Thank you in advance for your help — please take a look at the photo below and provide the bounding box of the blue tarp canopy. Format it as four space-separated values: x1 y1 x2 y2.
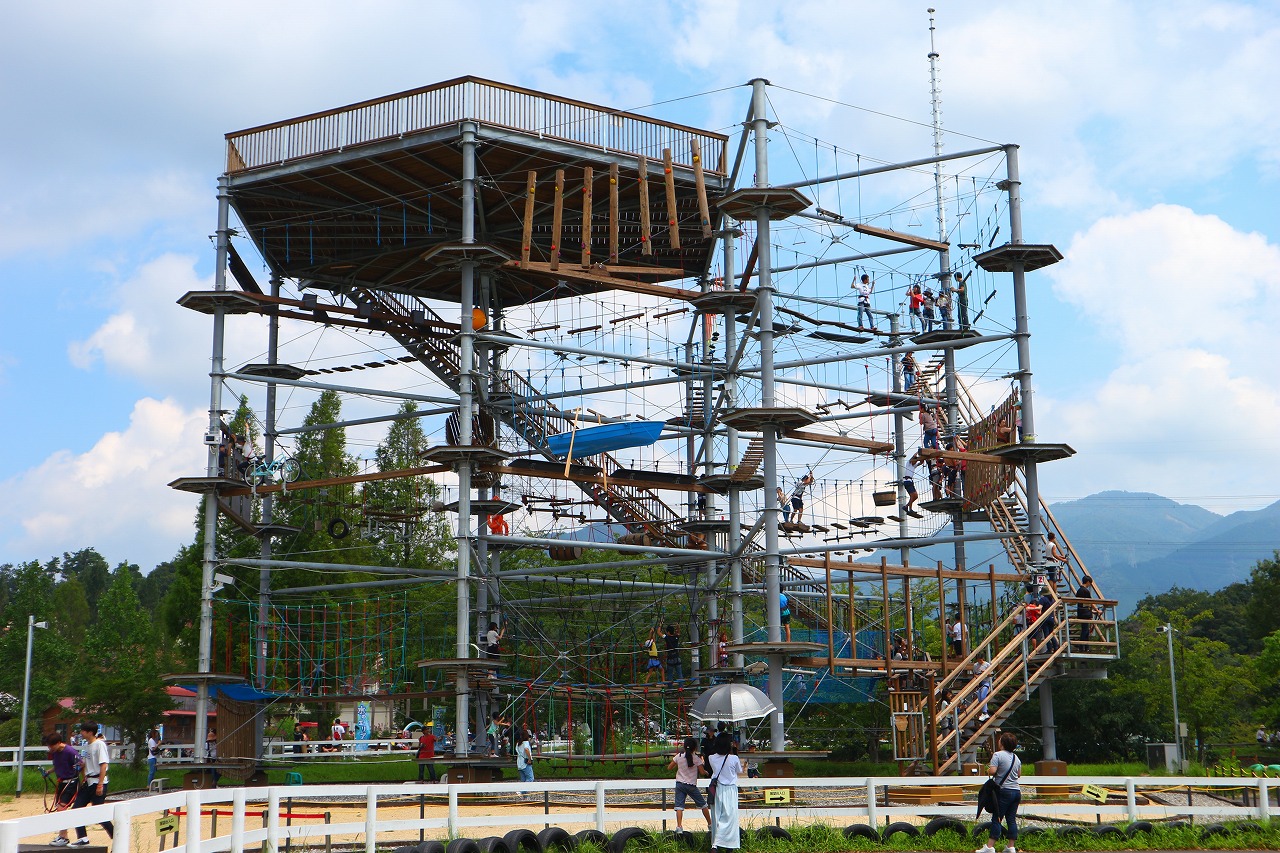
180 682 281 702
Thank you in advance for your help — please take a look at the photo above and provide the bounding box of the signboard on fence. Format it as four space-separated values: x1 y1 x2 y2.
155 815 179 835
763 788 790 805
1080 783 1110 804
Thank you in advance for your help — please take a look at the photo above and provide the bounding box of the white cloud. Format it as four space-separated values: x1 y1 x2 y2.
0 398 207 569
1041 204 1280 504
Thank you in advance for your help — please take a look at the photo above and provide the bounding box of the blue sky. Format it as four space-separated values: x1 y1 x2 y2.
1 1 1277 571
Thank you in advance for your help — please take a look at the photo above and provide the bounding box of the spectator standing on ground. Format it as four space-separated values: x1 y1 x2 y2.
45 733 81 846
708 733 743 853
976 731 1022 853
70 722 113 846
146 729 160 787
668 736 710 833
416 727 438 782
515 727 535 790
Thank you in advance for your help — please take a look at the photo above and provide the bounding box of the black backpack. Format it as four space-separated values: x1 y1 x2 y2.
976 754 1019 818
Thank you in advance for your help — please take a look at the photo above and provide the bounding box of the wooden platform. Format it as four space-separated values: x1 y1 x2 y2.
887 785 960 805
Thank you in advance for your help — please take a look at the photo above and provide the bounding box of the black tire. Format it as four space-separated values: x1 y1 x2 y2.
881 822 919 839
394 846 418 853
574 830 607 850
479 839 511 853
328 517 350 539
1019 827 1045 839
843 824 879 841
922 817 966 838
1199 823 1230 839
1235 821 1265 834
1165 821 1189 831
503 830 542 853
416 843 446 853
536 828 573 852
672 831 708 850
1058 826 1088 838
606 827 648 853
447 841 480 853
1125 821 1154 837
972 821 993 839
754 825 791 841
1092 824 1123 837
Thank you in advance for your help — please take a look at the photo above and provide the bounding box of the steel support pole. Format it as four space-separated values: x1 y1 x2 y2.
255 271 282 756
195 175 232 756
16 615 37 797
722 231 745 666
1005 144 1053 755
1166 624 1182 770
454 121 478 756
747 78 785 753
1039 679 1057 761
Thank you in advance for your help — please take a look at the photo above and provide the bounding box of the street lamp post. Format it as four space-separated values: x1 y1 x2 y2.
16 615 49 798
1160 623 1183 772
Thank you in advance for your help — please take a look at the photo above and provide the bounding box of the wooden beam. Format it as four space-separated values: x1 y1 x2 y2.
917 447 1012 466
219 464 451 498
663 148 680 249
502 261 700 302
608 163 620 264
783 429 894 454
637 155 652 255
792 657 943 671
738 240 759 291
480 463 715 494
580 166 593 269
853 222 949 252
551 168 564 271
521 170 536 269
691 138 711 238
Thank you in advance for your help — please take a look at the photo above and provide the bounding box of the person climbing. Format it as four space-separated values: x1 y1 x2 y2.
775 486 786 514
788 473 814 524
1046 532 1068 585
717 629 730 668
922 288 936 333
974 656 992 720
484 621 505 658
901 352 917 391
665 624 684 681
644 627 665 682
908 284 924 332
954 271 970 330
854 273 876 331
900 453 922 518
920 405 940 449
937 287 952 330
779 592 792 641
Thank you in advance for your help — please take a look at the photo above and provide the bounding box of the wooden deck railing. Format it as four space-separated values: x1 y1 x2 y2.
226 76 728 175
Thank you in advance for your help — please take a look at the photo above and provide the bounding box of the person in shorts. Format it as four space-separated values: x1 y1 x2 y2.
667 736 710 832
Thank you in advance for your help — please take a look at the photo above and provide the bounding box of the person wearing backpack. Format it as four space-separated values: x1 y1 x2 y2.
976 731 1021 853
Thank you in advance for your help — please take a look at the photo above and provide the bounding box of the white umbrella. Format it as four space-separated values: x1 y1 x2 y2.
689 683 776 722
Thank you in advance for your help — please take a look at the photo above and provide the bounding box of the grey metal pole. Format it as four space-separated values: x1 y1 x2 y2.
196 175 232 757
1038 680 1057 761
1165 624 1182 771
255 271 281 756
722 231 745 667
454 120 478 756
16 615 40 797
747 78 786 754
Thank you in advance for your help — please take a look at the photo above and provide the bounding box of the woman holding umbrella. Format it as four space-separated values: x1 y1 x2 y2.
707 732 743 852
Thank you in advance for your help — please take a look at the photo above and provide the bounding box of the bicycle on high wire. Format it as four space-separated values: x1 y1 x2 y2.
248 454 302 486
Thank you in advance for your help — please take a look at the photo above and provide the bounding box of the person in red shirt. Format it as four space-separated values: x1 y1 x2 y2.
416 728 438 782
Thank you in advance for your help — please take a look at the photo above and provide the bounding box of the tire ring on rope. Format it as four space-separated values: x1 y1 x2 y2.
328 518 350 539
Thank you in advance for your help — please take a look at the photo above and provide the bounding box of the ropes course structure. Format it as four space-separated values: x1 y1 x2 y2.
173 73 1118 777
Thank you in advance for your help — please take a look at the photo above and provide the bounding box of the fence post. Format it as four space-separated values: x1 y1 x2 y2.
231 789 246 853
111 803 131 853
365 788 378 853
0 818 20 853
447 786 458 838
595 781 607 832
1125 778 1137 822
866 779 878 828
185 791 202 853
267 787 281 853
1260 780 1271 821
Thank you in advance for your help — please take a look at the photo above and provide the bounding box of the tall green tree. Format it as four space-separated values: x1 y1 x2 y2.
79 568 174 767
60 548 111 616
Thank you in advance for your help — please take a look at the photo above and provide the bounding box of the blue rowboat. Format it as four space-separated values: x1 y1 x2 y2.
546 420 665 458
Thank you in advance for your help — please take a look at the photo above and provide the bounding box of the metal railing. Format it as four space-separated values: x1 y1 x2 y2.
0 775 1272 853
226 77 728 176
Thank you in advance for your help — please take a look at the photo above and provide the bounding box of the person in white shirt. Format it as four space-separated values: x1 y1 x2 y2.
707 733 743 851
951 617 967 658
70 722 113 845
854 274 875 330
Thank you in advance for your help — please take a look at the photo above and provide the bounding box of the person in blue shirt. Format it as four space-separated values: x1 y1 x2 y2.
779 593 792 642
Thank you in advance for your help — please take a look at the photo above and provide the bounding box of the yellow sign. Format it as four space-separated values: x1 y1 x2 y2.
155 815 179 835
1080 783 1109 804
763 788 791 805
